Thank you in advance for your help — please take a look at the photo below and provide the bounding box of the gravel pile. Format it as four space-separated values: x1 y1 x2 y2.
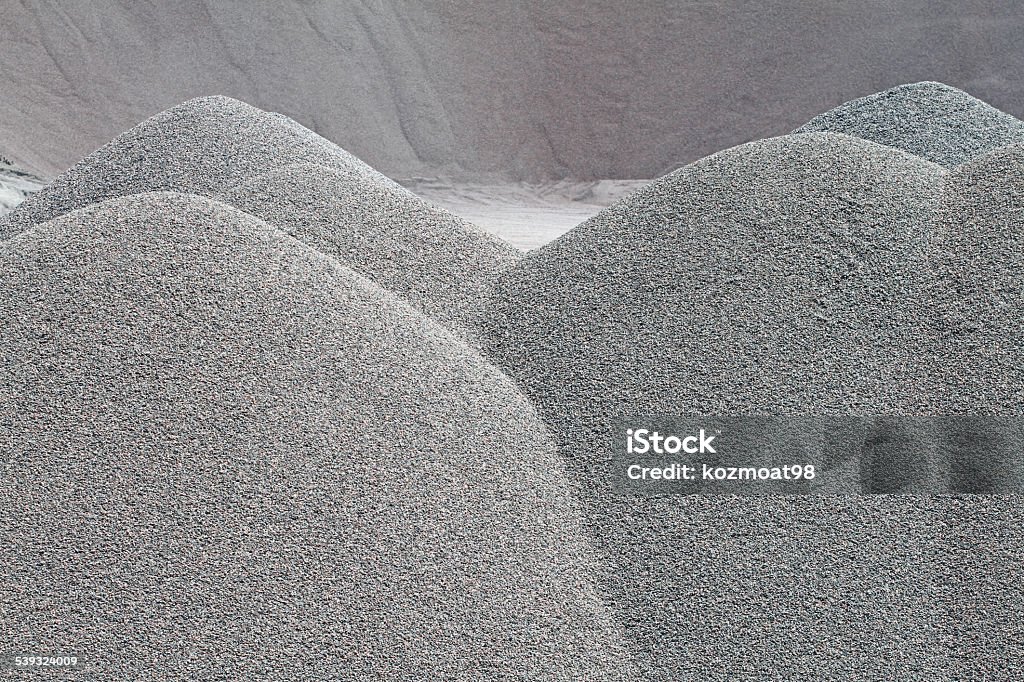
4 86 1024 681
218 162 519 335
795 81 1024 168
0 192 635 681
0 96 390 240
480 133 954 678
923 143 1024 492
0 98 519 336
484 132 944 427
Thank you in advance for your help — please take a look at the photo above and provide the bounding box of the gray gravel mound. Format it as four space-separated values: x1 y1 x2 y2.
480 133 952 678
484 132 944 422
0 192 635 681
0 96 390 240
217 162 520 336
795 81 1024 168
928 142 1024 409
923 143 1024 492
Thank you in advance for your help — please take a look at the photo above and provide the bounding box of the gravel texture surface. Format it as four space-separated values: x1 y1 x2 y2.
3 85 1024 681
0 192 635 681
922 143 1024 493
479 133 968 679
0 96 389 240
218 162 519 337
937 497 1024 679
927 142 1024 411
795 81 1024 168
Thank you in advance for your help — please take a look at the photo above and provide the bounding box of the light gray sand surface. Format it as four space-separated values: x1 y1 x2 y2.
796 82 1024 168
0 192 635 681
218 163 520 335
479 133 958 678
402 180 651 250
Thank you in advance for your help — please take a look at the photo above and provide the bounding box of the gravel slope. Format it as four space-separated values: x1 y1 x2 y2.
0 192 635 681
479 133 955 679
483 132 945 427
0 96 388 239
795 82 1024 167
922 143 1024 493
218 162 519 336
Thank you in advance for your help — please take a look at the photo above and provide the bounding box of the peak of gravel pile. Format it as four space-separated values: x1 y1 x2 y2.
218 162 519 335
794 81 1024 168
485 132 944 423
0 192 634 681
0 96 391 240
480 133 952 678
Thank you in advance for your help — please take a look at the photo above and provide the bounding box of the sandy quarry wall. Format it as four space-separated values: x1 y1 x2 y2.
3 0 1024 181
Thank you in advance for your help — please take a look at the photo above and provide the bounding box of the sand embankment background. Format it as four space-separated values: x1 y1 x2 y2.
4 1 1024 184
